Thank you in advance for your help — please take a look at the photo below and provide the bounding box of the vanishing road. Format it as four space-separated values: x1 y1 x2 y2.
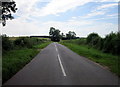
4 43 119 85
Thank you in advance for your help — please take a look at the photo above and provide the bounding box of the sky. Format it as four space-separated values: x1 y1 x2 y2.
2 0 119 37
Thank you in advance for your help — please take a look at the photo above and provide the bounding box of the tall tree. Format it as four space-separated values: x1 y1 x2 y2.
49 27 55 36
0 0 17 26
49 27 61 42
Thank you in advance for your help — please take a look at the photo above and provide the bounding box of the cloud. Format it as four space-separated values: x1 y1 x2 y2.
33 0 94 17
83 3 118 18
14 0 118 19
14 0 41 20
107 13 118 17
84 11 106 18
72 17 77 19
96 3 118 10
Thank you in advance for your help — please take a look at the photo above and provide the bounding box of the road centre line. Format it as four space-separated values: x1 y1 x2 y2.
54 43 67 76
55 43 58 52
58 54 67 76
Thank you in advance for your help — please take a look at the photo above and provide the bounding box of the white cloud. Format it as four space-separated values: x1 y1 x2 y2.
33 0 94 17
84 11 106 18
83 3 118 18
107 13 118 17
96 3 118 10
14 0 118 18
72 17 77 19
14 0 41 20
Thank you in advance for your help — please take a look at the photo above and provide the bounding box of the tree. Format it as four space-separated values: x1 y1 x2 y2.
102 32 120 55
66 31 76 39
1 0 17 26
53 29 61 41
49 27 55 36
49 27 61 42
86 32 100 45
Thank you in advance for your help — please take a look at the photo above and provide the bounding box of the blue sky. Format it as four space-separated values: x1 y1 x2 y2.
2 0 119 37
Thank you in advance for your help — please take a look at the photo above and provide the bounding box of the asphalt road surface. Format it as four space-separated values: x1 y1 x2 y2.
4 42 119 85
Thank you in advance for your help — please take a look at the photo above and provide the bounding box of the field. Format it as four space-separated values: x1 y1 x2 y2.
60 40 120 77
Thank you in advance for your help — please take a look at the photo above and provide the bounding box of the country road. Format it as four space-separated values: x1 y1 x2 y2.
4 42 119 85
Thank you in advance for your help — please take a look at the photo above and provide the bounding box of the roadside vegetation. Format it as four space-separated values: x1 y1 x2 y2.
2 34 51 83
60 32 120 77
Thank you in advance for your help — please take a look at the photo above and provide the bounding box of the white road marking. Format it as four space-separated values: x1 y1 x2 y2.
58 54 67 76
55 43 58 52
54 43 67 77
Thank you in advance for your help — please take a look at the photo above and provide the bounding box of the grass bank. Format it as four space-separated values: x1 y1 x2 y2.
3 41 52 83
60 41 119 77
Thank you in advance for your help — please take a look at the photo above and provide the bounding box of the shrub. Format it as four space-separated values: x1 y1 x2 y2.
102 32 120 55
14 37 45 48
86 33 100 46
86 32 120 55
14 37 34 48
2 34 14 52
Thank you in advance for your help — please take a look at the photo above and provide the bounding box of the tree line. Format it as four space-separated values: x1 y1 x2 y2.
49 27 78 42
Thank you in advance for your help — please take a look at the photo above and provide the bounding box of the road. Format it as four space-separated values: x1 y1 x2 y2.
4 42 119 85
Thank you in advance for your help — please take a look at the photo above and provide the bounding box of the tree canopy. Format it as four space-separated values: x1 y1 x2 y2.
66 31 76 39
49 27 61 42
0 0 17 26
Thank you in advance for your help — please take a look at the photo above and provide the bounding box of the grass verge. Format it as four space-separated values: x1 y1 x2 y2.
3 42 52 83
60 42 119 77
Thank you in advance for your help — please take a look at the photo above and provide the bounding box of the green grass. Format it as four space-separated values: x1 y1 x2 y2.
37 38 50 40
60 41 119 77
2 42 52 83
33 42 52 49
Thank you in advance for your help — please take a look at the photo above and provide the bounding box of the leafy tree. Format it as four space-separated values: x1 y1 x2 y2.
49 27 55 36
49 27 61 42
1 0 17 26
102 32 120 55
53 29 61 41
86 32 100 45
66 31 76 39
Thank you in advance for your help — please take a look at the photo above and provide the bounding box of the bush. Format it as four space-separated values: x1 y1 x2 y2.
86 32 120 55
86 33 101 46
95 38 103 50
2 34 14 52
102 32 120 55
14 37 45 48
